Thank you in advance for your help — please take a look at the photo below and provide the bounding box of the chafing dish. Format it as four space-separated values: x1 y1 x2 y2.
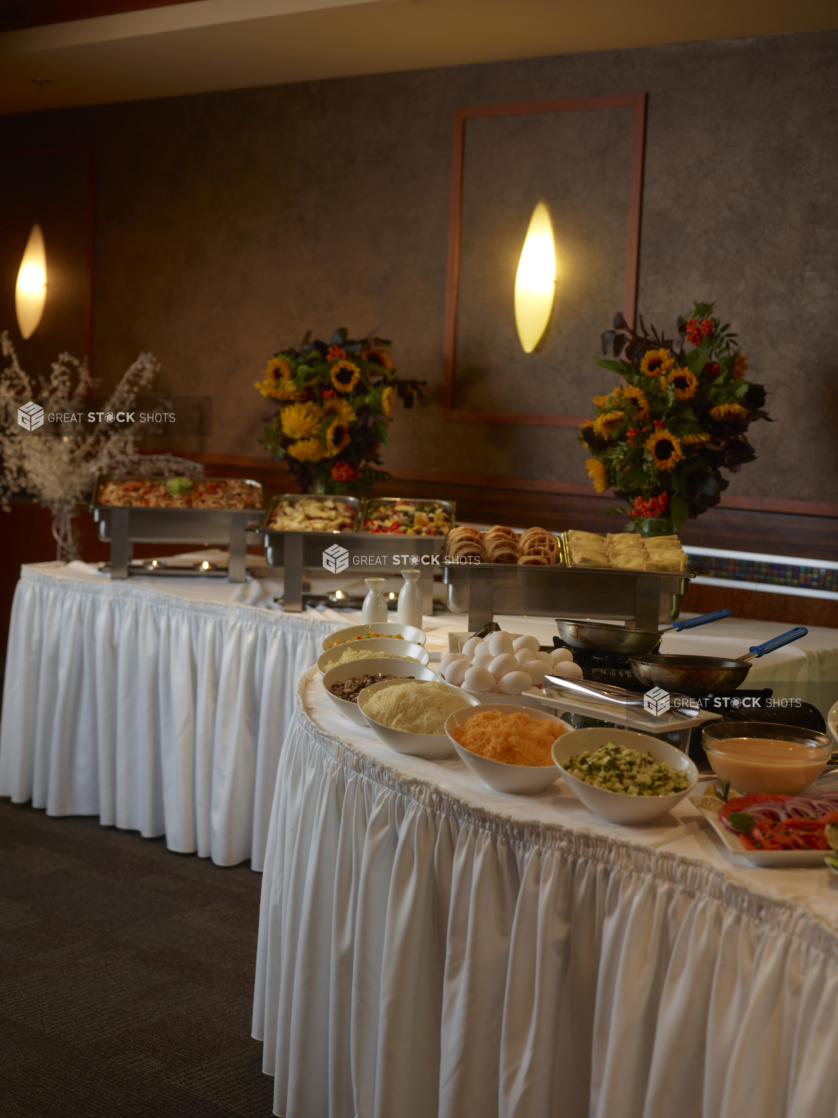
90 476 266 582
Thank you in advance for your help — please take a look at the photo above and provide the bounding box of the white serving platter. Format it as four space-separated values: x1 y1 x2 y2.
691 792 829 868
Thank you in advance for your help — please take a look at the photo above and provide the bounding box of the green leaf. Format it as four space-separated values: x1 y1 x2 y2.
713 780 731 803
684 339 710 375
728 812 755 835
593 357 632 376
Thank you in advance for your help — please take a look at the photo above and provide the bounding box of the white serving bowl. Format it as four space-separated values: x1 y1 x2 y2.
552 727 699 825
322 622 425 652
322 658 437 726
358 678 480 760
445 703 570 794
317 638 430 675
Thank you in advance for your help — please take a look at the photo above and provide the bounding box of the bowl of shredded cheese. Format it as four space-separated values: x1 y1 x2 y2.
317 638 430 675
322 622 426 652
445 705 570 794
358 678 479 759
552 727 698 825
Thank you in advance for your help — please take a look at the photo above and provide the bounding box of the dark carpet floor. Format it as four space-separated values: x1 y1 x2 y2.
0 798 275 1118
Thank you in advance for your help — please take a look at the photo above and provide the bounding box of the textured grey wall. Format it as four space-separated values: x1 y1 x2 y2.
1 30 835 500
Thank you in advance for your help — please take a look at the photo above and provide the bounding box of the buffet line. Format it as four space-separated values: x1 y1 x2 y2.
90 476 693 629
310 617 836 869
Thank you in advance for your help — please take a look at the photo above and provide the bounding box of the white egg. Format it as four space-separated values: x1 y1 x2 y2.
488 653 519 680
521 660 547 686
444 659 470 687
512 634 540 654
463 636 486 658
440 652 469 674
488 632 515 657
498 671 532 695
534 651 553 665
551 660 583 679
472 650 495 669
550 648 574 665
514 649 533 669
464 665 495 693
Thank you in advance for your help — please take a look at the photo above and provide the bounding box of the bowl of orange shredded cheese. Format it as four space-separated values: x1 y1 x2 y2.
445 705 570 794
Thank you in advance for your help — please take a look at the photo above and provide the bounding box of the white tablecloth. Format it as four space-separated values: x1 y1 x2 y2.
0 563 342 869
253 670 838 1118
2 563 836 874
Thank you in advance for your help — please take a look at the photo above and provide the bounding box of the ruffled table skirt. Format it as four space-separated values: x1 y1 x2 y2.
254 670 838 1118
0 565 337 869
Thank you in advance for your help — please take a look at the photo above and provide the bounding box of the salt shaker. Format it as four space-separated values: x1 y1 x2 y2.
396 570 424 630
361 578 389 624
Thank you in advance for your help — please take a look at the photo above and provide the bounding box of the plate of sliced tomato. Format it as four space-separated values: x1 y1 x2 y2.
691 789 838 867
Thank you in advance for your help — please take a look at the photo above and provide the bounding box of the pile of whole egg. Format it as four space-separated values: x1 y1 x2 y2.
439 631 583 695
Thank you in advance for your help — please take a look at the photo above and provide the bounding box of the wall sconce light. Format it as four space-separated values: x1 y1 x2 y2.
16 223 47 340
514 202 556 354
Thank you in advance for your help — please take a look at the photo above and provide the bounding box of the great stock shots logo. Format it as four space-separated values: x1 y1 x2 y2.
18 401 44 431
643 686 671 716
322 544 350 574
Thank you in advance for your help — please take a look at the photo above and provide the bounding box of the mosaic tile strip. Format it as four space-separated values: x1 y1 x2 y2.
690 555 836 592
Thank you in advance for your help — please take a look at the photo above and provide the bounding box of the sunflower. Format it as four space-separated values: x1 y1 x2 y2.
593 410 624 439
280 402 322 440
362 345 394 371
287 437 324 462
380 386 395 416
620 384 649 417
709 402 749 421
639 349 676 378
592 394 609 409
323 398 355 425
681 431 712 445
667 367 698 401
645 429 684 471
265 356 293 382
325 419 351 456
254 376 301 400
330 360 361 393
731 353 750 381
578 422 596 446
585 458 609 493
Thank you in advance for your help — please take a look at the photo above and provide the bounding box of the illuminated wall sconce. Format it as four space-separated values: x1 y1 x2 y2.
514 202 556 354
16 223 47 339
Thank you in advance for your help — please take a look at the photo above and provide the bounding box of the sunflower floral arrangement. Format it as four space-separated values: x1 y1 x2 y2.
255 328 428 497
580 302 770 532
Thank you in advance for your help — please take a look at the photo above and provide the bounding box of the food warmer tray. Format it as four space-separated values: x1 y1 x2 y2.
443 560 695 633
261 495 455 613
91 476 266 582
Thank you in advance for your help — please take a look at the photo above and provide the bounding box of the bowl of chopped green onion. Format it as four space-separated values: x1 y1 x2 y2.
552 728 698 825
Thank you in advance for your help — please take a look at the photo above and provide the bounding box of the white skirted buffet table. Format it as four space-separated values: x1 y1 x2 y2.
253 668 838 1118
0 562 340 869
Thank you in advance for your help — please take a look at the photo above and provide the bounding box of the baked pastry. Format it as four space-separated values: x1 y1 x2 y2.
484 525 518 543
484 537 518 564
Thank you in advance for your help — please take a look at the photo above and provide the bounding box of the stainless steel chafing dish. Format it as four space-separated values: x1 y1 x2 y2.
91 476 266 582
358 496 456 534
443 559 694 632
261 495 456 612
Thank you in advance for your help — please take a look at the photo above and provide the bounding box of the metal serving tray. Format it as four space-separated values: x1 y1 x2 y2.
359 496 456 534
559 531 690 576
261 493 362 549
91 476 266 582
261 494 456 613
442 560 694 632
